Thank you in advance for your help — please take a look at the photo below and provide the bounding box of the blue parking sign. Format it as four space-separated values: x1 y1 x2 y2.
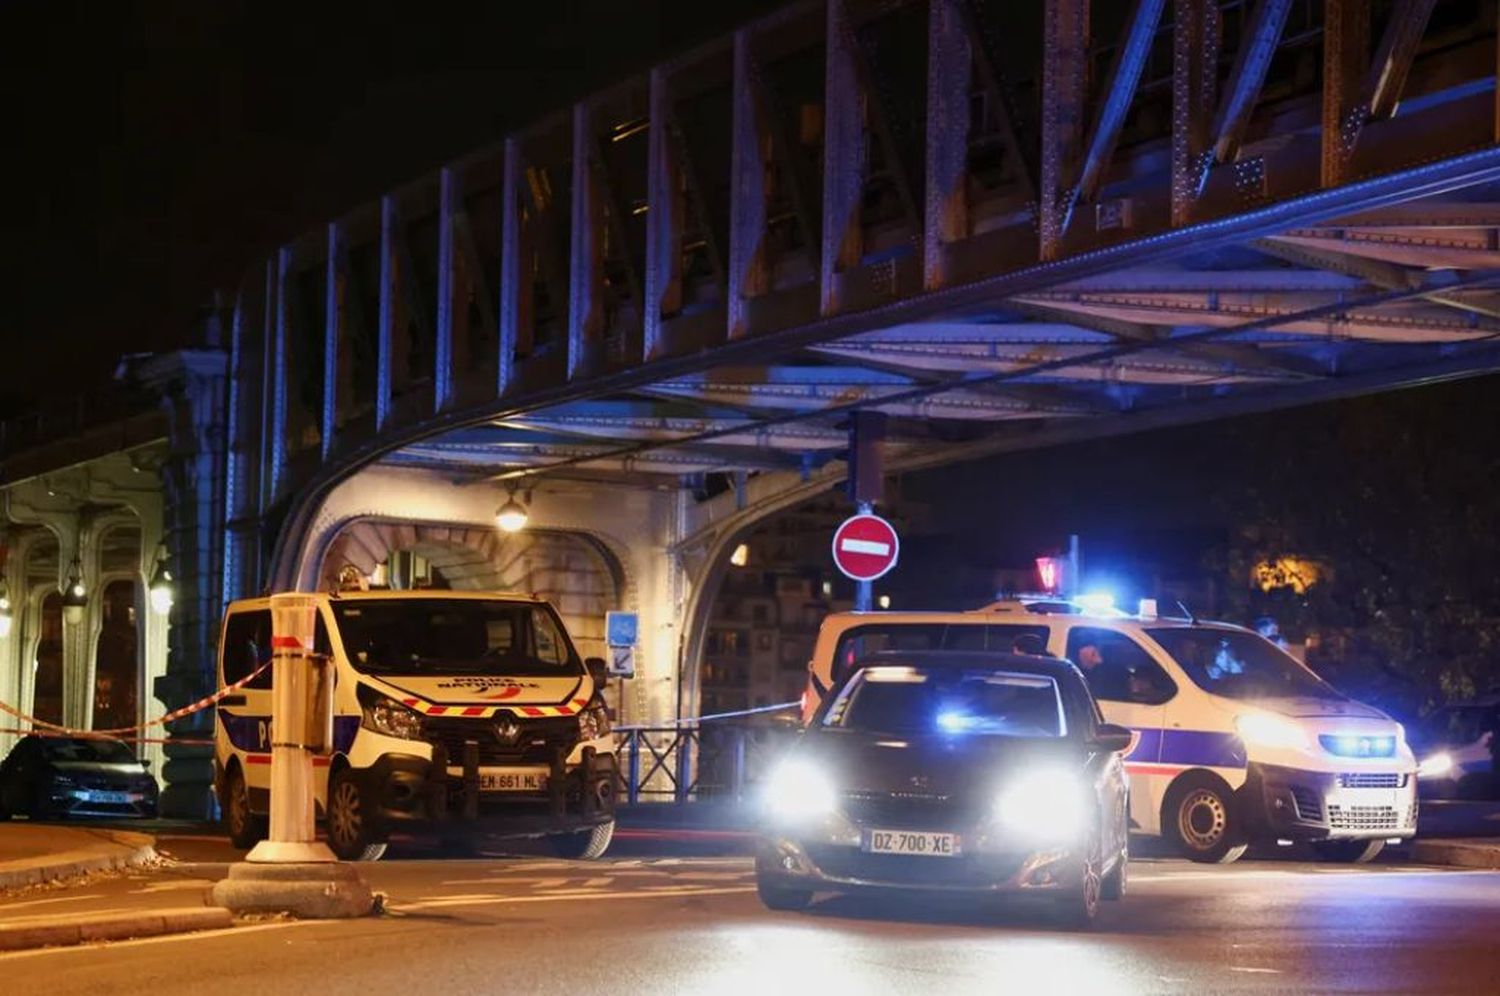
606 611 639 647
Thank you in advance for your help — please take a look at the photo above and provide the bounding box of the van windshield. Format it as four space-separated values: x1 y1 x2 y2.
1147 628 1342 702
331 599 580 677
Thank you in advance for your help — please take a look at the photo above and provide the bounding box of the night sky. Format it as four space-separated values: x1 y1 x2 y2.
0 0 771 417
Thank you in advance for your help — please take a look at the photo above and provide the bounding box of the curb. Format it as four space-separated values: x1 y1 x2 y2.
0 906 234 952
1408 839 1500 870
0 830 159 893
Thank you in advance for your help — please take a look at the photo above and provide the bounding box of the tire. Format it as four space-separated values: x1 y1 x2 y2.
1101 839 1128 901
223 767 266 850
325 768 388 862
549 819 615 860
1055 856 1103 929
1163 773 1248 864
1312 838 1385 863
756 876 814 912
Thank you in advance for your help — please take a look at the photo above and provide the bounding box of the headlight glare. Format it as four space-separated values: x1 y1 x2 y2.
1235 711 1308 750
1418 752 1454 778
994 767 1090 844
362 696 425 740
763 759 837 822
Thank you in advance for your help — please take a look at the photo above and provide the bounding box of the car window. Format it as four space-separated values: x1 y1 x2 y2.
40 738 139 763
332 599 580 676
222 610 274 690
825 666 1067 738
1148 627 1340 702
1066 627 1175 705
832 623 1052 682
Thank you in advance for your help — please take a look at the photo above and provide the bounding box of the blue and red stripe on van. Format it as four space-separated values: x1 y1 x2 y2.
1122 727 1246 775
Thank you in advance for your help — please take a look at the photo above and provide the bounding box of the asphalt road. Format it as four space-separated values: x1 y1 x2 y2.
0 832 1497 995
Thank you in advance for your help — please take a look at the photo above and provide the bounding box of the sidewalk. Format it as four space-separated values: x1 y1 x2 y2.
0 822 158 892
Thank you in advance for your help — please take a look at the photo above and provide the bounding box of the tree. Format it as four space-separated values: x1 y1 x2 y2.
1206 380 1500 718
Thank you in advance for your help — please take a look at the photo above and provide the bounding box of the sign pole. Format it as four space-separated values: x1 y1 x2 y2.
854 501 873 611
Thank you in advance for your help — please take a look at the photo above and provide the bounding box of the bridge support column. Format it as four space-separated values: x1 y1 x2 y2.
138 350 230 819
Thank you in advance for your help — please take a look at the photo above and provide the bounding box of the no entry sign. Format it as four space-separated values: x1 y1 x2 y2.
831 513 900 582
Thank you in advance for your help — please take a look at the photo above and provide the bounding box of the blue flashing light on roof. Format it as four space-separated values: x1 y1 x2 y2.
1075 591 1116 614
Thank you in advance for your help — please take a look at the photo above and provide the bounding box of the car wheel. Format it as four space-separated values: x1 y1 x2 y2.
326 769 388 862
1101 839 1128 901
1312 838 1385 863
1164 774 1248 864
1056 856 1103 929
223 767 267 850
756 876 814 912
550 819 615 860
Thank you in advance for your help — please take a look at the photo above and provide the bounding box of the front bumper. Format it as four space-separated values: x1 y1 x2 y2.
1241 761 1417 842
757 808 1089 895
352 745 617 837
757 836 1087 894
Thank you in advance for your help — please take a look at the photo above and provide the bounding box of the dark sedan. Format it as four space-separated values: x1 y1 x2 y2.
0 735 158 820
756 651 1132 927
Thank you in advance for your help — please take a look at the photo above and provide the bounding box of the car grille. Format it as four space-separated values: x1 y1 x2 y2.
1290 785 1323 822
838 791 976 830
1337 772 1407 789
424 715 578 767
1327 804 1407 830
805 845 998 887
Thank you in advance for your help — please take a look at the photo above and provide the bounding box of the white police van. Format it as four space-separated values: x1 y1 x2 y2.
803 598 1417 863
214 589 617 861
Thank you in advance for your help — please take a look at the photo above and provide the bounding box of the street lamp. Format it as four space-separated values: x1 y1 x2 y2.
61 556 87 625
148 545 174 616
495 488 529 533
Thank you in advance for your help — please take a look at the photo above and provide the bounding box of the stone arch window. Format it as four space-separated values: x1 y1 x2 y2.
33 591 63 727
93 578 139 733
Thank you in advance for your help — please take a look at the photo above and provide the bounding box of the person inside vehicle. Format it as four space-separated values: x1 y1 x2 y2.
1076 641 1151 702
1012 633 1049 657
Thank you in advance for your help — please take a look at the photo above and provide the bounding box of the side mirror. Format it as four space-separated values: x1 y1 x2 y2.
1093 722 1135 754
585 657 609 688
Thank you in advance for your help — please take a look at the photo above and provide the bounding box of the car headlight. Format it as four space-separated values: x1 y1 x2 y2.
1235 711 1308 750
763 759 837 822
361 695 425 740
993 767 1090 844
1418 752 1454 778
578 700 611 741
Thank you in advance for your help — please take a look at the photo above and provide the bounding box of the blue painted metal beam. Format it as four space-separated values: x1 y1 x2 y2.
434 167 458 413
321 221 344 460
1208 0 1293 172
376 195 398 432
1067 0 1168 224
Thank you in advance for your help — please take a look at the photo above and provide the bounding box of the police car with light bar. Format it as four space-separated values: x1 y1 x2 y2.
802 597 1417 863
213 588 617 860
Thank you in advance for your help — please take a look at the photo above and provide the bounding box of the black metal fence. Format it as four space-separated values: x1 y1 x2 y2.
615 721 802 804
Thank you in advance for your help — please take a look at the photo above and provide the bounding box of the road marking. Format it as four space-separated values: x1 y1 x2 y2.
394 884 755 911
0 893 106 915
1230 967 1281 974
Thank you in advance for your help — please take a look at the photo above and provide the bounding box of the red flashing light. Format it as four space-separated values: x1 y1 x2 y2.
1036 556 1062 593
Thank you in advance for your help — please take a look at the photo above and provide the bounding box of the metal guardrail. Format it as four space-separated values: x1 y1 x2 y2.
615 706 803 804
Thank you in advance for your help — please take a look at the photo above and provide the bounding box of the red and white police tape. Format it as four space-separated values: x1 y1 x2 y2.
0 657 272 745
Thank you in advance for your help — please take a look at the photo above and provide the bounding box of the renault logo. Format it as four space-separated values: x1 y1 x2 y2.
494 719 521 745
